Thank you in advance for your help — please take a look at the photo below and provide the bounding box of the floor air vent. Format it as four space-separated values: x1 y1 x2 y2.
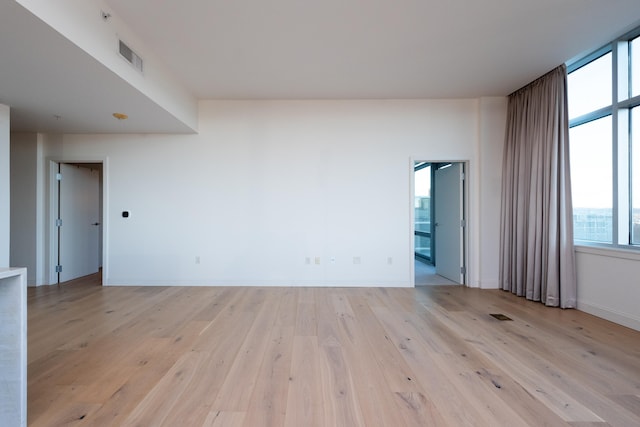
119 40 143 73
490 313 513 321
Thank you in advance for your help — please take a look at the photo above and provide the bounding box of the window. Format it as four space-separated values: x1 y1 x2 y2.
568 52 612 119
568 27 640 248
632 37 640 98
570 116 612 242
414 163 432 261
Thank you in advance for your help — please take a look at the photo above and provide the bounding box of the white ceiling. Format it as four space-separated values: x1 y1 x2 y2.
3 0 640 133
0 1 195 134
104 0 640 99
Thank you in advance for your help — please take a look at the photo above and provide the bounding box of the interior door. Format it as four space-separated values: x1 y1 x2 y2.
59 164 100 282
434 163 464 283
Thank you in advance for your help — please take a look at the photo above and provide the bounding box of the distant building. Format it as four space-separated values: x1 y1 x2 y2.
415 196 431 259
573 208 640 244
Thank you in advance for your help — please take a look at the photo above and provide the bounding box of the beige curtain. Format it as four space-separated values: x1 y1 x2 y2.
499 64 577 308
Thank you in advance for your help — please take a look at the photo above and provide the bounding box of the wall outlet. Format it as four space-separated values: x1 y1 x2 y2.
195 256 200 264
305 257 311 265
353 256 361 265
315 257 321 265
387 257 393 265
330 257 336 264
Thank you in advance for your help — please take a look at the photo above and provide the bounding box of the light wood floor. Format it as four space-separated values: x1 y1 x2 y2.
414 260 459 286
28 274 640 426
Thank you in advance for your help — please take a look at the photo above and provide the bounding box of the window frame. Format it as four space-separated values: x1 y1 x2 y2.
567 26 640 249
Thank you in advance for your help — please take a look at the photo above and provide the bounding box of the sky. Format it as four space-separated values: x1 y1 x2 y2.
414 166 431 198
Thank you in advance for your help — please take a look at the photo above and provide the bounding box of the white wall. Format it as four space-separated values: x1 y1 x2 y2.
53 99 505 287
9 133 62 286
10 134 37 283
576 246 640 331
0 105 9 267
476 97 507 288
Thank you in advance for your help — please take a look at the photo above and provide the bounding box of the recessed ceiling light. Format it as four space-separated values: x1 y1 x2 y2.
112 112 128 120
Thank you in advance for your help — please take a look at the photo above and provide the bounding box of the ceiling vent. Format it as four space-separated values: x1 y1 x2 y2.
118 40 143 73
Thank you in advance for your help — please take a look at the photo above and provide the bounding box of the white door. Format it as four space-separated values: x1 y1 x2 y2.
59 164 100 282
434 163 464 283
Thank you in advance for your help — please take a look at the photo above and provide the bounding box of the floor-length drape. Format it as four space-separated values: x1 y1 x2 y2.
499 64 577 308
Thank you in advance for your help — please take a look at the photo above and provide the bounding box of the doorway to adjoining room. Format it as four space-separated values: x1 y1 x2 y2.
413 161 465 286
50 161 103 285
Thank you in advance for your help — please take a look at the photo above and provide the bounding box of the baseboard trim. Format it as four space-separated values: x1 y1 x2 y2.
577 301 640 332
103 278 412 288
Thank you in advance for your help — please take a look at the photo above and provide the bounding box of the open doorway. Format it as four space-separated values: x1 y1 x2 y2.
49 161 103 285
413 161 466 286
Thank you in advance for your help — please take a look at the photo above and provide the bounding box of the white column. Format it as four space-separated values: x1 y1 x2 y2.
0 267 27 427
0 104 10 267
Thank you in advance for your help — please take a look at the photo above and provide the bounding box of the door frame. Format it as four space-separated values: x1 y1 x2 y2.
410 158 469 287
47 156 109 285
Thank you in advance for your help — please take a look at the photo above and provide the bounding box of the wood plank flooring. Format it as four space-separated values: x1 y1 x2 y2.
27 275 640 426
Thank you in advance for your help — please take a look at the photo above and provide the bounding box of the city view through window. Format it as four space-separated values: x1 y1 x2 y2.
569 115 613 242
414 165 431 260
